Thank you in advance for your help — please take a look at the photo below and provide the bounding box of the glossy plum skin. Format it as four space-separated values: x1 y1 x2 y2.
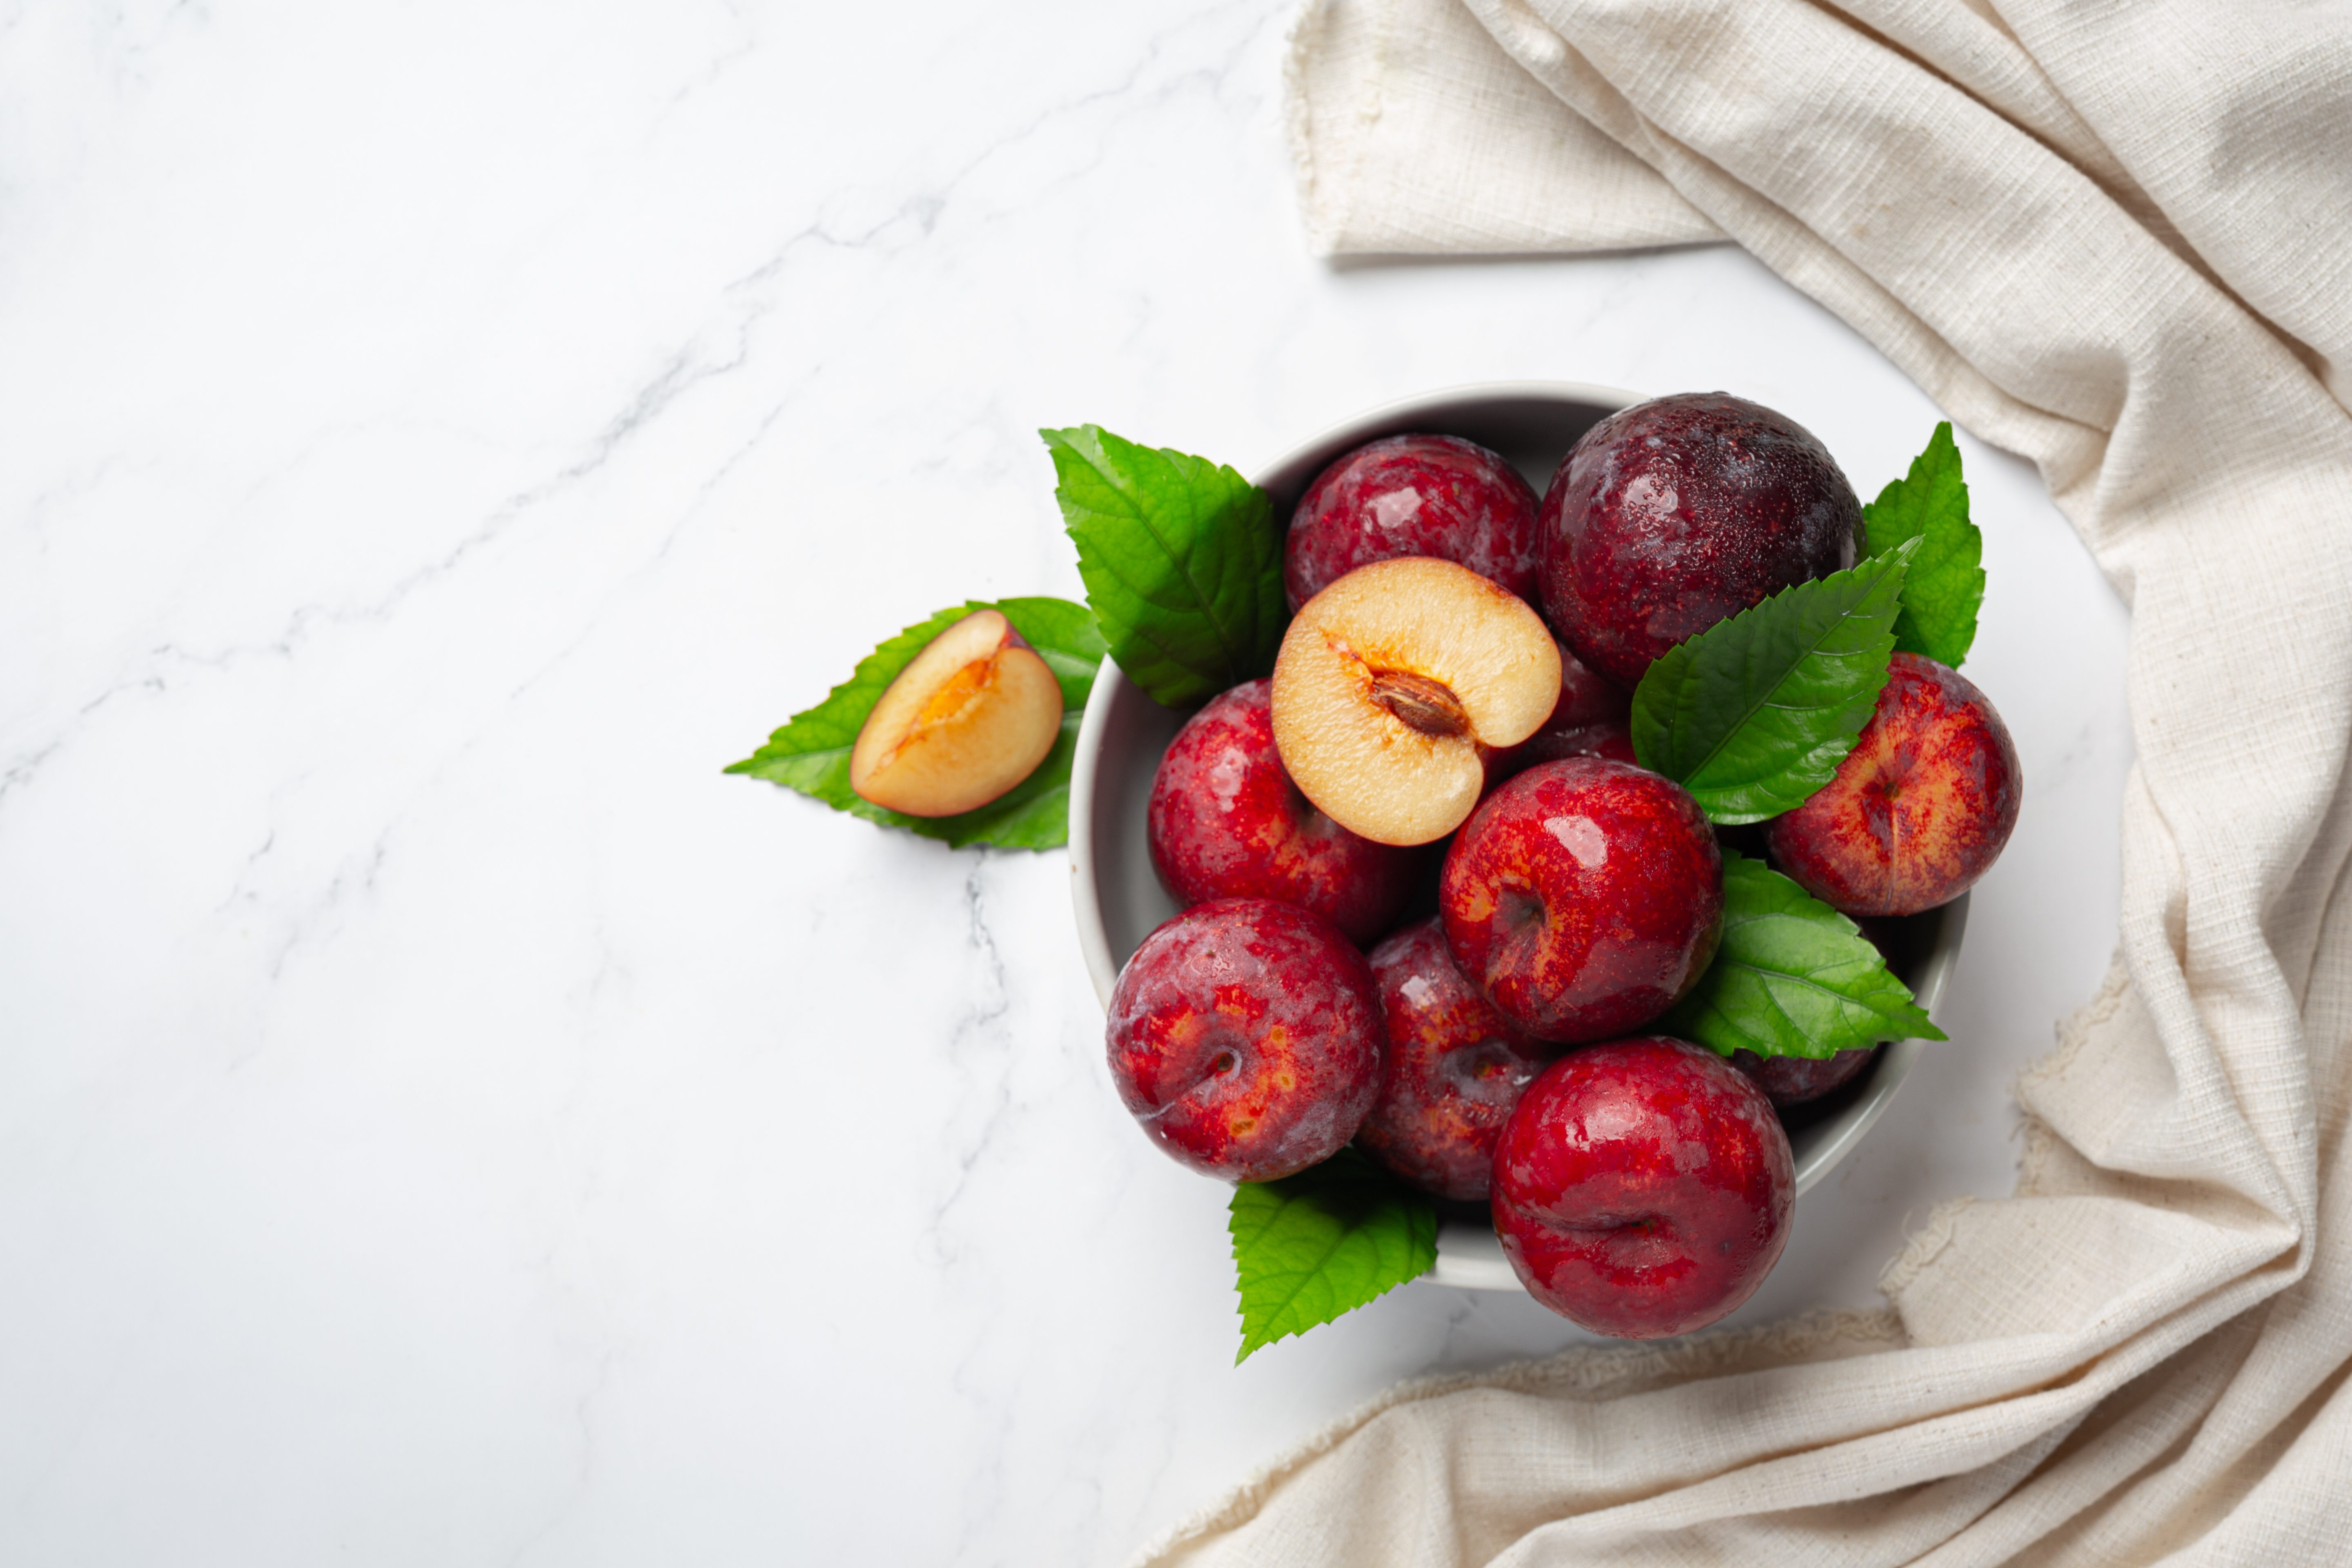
1492 1037 1794 1337
1765 654 2022 916
1540 392 1861 690
1441 758 1722 1045
1106 899 1383 1182
1486 641 1635 783
1728 1045 1881 1107
1285 434 1542 611
1148 679 1417 944
1490 717 1636 784
1358 918 1556 1200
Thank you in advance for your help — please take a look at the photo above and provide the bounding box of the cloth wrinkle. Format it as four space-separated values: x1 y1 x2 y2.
1138 3 2352 1562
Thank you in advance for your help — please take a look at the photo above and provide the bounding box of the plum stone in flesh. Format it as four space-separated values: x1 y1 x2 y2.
1539 392 1862 690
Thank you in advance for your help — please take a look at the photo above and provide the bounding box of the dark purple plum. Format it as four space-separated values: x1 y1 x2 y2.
1728 1045 1882 1107
1540 393 1862 690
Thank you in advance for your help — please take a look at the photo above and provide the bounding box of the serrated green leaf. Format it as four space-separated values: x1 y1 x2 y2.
1862 421 1983 667
1229 1147 1437 1363
1630 539 1916 825
723 596 1105 850
1041 425 1286 708
1664 851 1946 1058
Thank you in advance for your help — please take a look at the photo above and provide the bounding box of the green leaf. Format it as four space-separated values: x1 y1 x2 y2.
1862 421 1983 667
1041 425 1287 708
1229 1148 1437 1363
723 596 1105 850
1630 539 1917 825
1664 851 1947 1058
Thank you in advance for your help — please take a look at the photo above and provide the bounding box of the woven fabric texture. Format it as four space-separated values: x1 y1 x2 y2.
1138 2 2352 1562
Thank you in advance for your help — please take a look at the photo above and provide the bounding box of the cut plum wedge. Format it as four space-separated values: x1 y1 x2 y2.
849 608 1064 817
1271 557 1560 846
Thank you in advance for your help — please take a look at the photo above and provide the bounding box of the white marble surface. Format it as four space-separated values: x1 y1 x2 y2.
0 3 2133 1563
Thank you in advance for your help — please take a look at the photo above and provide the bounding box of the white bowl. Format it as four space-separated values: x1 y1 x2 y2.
1068 381 1967 1292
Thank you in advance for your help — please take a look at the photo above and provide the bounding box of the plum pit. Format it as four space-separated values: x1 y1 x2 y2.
1371 670 1471 738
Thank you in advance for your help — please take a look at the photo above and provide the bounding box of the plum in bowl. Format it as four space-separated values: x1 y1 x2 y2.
1069 381 1967 1293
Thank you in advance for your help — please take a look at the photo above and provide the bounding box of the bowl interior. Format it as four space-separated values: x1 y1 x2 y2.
1067 382 1967 1292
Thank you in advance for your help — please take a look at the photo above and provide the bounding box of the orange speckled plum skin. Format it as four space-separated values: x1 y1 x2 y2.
1147 680 1418 946
1492 1037 1793 1338
1359 918 1557 1200
1285 434 1542 611
1441 758 1722 1045
1765 653 2021 917
1107 898 1384 1183
1540 393 1861 690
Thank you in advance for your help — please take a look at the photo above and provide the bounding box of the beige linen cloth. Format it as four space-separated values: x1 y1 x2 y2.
1139 2 2352 1563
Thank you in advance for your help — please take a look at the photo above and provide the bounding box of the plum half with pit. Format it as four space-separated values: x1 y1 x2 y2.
1285 433 1542 610
1106 898 1383 1183
1272 557 1560 847
1540 392 1862 690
